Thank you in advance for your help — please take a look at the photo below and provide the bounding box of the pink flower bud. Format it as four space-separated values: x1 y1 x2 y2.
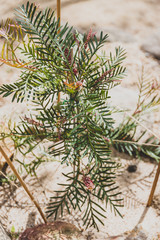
76 81 83 87
84 28 92 49
73 34 80 46
73 66 78 75
82 175 95 191
102 136 110 142
23 116 43 127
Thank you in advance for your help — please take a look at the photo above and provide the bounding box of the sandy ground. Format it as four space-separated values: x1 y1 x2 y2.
0 0 160 239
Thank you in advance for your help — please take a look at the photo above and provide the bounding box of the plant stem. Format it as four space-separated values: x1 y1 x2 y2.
0 145 47 223
147 160 160 206
57 0 61 31
57 0 61 103
76 99 80 176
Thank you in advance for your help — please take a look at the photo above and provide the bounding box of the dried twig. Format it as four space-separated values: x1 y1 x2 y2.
0 146 47 223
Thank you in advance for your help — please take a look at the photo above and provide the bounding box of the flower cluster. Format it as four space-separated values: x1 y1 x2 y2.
84 28 96 49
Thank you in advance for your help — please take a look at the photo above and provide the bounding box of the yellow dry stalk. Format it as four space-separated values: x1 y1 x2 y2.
0 57 35 70
0 19 35 70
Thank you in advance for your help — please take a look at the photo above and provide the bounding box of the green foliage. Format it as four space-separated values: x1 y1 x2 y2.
111 69 160 161
0 1 133 230
10 225 20 240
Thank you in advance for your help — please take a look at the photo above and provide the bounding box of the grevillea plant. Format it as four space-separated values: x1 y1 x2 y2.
0 2 127 230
